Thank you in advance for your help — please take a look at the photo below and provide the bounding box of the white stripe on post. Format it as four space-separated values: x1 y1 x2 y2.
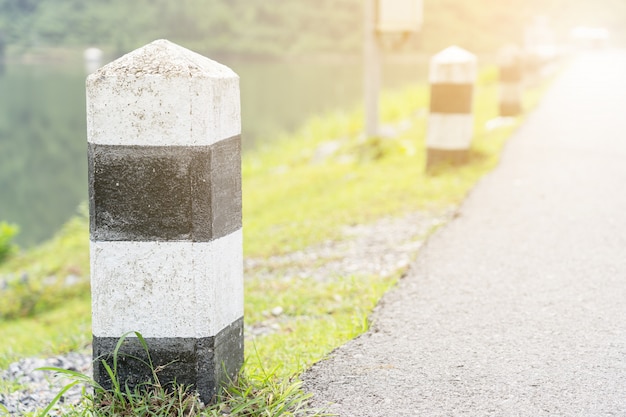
90 232 243 338
499 45 523 117
87 39 243 404
426 45 476 169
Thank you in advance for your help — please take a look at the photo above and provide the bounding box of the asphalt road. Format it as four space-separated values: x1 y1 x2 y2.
303 50 626 416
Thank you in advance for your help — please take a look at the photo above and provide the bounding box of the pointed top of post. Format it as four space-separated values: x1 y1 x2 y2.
86 39 240 147
89 39 237 80
429 45 477 84
431 45 476 64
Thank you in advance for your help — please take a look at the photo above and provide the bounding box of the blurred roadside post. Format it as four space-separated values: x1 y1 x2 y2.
364 0 422 138
426 46 476 169
524 16 557 85
498 45 523 117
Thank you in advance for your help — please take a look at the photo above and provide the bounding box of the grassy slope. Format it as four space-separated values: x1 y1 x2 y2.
0 67 550 383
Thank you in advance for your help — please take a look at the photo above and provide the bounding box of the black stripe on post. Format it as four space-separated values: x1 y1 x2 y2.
92 317 244 402
429 83 473 114
88 135 241 242
426 148 469 170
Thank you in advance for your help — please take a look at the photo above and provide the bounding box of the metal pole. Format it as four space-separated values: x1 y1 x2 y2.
364 0 380 138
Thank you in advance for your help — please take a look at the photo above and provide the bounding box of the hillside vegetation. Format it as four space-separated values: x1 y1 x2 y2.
0 0 624 59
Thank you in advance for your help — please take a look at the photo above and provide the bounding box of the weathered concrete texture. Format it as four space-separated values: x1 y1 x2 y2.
93 317 243 404
88 136 241 242
86 39 240 147
91 230 243 339
304 50 626 415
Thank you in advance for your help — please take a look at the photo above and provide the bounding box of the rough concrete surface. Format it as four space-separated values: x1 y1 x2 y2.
303 50 626 416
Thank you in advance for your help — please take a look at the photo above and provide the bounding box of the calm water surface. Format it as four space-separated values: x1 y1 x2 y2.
0 56 426 246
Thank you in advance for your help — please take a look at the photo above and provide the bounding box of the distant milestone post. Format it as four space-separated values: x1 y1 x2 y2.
87 39 243 404
426 46 477 169
523 16 556 85
499 45 523 117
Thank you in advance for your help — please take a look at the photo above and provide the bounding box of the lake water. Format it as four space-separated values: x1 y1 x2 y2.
0 56 427 247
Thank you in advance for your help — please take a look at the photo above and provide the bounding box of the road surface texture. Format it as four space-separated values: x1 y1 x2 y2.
303 50 626 416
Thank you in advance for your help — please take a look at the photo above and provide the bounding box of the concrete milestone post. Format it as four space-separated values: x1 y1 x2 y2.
524 16 556 85
498 45 523 117
86 39 243 403
426 46 477 169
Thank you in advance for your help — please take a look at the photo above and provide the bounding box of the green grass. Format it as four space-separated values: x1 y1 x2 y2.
30 332 329 417
0 65 554 415
0 208 90 322
244 273 399 378
0 297 90 366
0 222 20 263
